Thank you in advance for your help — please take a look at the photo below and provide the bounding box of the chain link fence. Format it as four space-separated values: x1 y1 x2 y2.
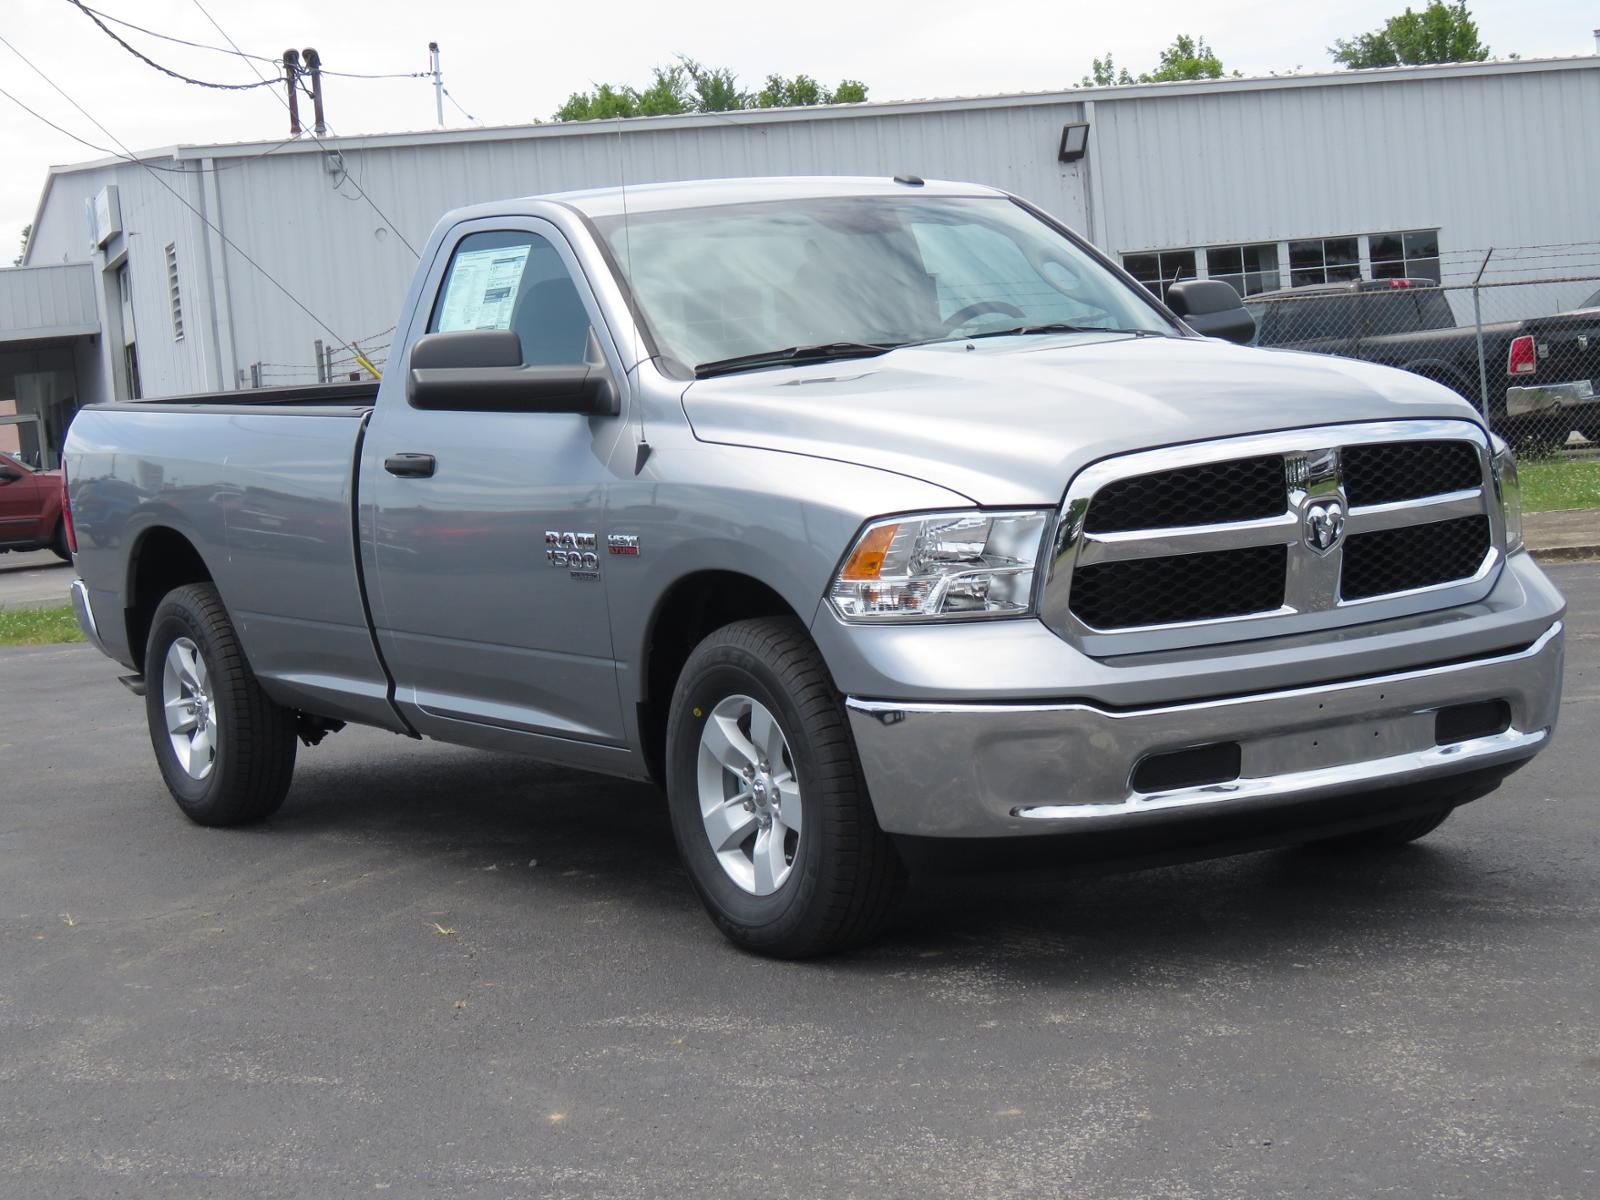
1243 245 1600 458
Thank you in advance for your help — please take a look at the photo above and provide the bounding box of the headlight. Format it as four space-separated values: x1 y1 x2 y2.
1491 435 1523 554
829 509 1052 621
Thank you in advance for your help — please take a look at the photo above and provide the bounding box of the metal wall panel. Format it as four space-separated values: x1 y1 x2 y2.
0 263 96 341
205 101 1093 387
22 57 1600 397
25 162 218 397
1095 69 1600 272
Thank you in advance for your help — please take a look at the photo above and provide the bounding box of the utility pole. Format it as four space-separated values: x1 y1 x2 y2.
282 49 302 135
302 47 326 135
429 42 444 127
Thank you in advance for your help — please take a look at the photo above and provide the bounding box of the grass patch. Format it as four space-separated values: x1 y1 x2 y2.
0 605 85 647
1519 457 1600 514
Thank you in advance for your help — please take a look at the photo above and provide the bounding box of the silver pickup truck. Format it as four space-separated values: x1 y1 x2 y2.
65 177 1565 957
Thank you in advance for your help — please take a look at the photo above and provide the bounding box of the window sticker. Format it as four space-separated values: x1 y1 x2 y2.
436 243 533 331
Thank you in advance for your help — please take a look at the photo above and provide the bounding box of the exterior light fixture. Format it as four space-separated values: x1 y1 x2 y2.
1058 123 1090 163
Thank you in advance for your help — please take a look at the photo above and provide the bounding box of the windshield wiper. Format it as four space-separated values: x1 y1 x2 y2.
693 341 901 378
961 323 1170 341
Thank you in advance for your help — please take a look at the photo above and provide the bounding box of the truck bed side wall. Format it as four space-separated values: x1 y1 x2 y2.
65 407 404 732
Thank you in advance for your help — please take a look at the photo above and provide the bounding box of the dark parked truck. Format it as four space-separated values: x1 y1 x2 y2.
65 178 1566 956
1247 278 1600 446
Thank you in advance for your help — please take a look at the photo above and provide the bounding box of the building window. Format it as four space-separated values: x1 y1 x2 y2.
1205 243 1281 297
1121 249 1197 300
1288 236 1361 288
1369 229 1441 283
164 243 185 341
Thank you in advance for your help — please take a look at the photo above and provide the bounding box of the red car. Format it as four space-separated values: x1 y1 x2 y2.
0 451 69 560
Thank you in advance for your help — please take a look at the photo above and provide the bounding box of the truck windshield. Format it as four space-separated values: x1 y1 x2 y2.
594 195 1174 371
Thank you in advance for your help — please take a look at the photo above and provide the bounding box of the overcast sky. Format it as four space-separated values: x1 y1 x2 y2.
3 0 1596 251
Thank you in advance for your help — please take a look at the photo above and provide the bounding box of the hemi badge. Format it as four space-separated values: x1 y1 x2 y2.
608 534 640 556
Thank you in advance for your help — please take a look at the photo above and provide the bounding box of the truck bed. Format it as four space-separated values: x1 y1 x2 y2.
67 400 398 731
91 381 379 413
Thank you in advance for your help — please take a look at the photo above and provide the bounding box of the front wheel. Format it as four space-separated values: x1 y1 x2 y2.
144 583 297 826
664 618 904 957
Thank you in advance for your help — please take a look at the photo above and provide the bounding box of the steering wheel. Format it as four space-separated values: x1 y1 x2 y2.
942 300 1026 333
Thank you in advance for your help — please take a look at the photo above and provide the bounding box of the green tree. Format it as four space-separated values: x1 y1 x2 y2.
554 62 868 121
1331 2 1490 68
1081 54 1134 86
682 58 749 112
12 223 29 267
635 63 693 115
757 73 825 107
1142 34 1225 81
1081 37 1229 87
553 83 640 122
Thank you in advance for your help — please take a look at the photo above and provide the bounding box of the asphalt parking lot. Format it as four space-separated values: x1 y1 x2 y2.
2 562 1596 1199
0 549 72 611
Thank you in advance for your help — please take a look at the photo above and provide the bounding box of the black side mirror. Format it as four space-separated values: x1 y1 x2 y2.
1167 280 1256 345
406 328 619 415
0 466 20 484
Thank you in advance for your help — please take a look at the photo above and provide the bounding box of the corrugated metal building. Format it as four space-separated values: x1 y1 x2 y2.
6 54 1600 462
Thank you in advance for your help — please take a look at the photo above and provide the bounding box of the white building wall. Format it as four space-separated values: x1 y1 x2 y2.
23 56 1600 397
1095 67 1600 267
28 161 220 398
201 100 1094 385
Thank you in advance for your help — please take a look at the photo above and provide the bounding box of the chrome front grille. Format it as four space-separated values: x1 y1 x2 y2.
1042 420 1503 656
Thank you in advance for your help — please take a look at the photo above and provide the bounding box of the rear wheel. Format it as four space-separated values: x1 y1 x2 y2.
144 583 296 826
664 617 904 957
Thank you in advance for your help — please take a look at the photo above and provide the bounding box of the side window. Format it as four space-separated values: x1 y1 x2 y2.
430 230 593 366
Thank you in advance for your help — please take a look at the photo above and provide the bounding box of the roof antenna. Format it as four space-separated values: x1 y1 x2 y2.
615 117 650 474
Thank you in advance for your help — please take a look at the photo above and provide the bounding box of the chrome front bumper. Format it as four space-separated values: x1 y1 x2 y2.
1506 379 1597 417
847 621 1563 838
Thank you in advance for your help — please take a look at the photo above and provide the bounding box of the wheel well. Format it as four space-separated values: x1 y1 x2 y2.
126 528 213 674
639 571 798 785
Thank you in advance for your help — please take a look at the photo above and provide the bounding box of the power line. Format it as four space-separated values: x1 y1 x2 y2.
71 2 278 64
186 0 421 259
63 0 278 90
75 2 428 80
0 33 366 364
0 82 292 174
442 85 479 124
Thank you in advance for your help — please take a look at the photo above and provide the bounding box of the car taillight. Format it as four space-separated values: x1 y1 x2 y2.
1508 335 1537 376
60 463 77 553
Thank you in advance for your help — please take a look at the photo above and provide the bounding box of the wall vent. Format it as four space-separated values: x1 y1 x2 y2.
165 243 184 341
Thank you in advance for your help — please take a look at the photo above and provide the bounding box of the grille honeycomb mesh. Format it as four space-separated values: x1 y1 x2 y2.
1069 545 1287 629
1343 441 1481 507
1341 515 1491 600
1083 455 1286 533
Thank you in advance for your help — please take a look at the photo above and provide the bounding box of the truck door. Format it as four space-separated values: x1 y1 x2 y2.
361 219 630 747
0 454 40 540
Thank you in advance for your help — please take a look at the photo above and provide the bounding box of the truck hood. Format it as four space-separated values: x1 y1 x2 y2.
680 333 1485 505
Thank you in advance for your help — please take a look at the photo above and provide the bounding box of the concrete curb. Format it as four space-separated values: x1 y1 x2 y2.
1532 546 1600 564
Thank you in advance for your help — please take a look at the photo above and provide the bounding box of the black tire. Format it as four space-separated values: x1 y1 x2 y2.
48 520 71 562
664 617 904 958
143 582 296 826
1317 803 1453 850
